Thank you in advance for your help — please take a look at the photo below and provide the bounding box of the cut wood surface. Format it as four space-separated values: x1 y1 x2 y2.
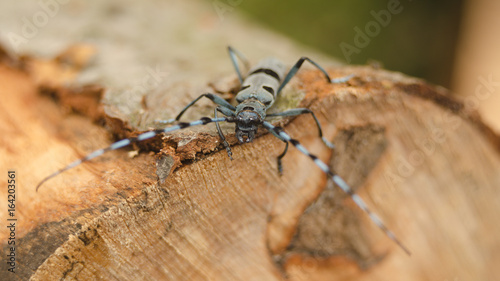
1 46 500 281
0 1 499 281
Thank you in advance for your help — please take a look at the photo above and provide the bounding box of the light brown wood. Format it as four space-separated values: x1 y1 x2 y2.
0 0 499 280
1 45 499 280
452 0 500 133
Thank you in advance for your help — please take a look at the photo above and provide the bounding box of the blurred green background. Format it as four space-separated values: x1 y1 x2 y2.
232 0 463 87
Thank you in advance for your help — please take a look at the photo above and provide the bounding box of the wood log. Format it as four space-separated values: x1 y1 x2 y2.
1 45 500 280
452 0 500 132
0 1 499 280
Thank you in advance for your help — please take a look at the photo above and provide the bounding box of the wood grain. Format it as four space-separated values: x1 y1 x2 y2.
1 49 499 280
0 0 499 280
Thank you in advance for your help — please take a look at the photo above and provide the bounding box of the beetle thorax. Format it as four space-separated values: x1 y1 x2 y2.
234 99 266 143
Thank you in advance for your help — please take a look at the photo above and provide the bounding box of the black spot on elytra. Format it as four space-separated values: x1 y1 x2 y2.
262 86 275 95
249 68 281 81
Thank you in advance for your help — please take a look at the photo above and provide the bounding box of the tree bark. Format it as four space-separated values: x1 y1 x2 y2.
0 1 499 281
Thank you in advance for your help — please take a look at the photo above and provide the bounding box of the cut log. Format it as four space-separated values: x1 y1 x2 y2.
1 48 499 280
0 1 499 280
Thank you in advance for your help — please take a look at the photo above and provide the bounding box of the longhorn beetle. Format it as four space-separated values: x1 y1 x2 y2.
37 46 410 255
